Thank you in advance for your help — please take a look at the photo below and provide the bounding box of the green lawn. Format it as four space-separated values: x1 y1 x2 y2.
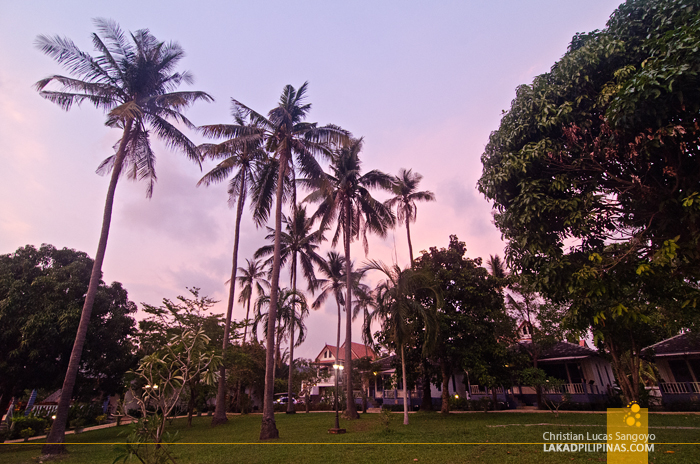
1 412 698 463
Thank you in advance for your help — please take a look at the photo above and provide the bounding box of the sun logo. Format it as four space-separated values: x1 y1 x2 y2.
623 401 642 427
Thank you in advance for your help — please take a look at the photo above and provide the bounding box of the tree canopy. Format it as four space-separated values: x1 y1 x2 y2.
0 244 137 412
478 0 700 322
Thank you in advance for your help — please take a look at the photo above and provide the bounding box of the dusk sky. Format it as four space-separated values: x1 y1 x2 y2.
0 0 622 360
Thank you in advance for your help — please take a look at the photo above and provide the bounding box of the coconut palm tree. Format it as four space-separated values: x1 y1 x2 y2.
255 205 325 413
364 260 440 425
304 138 395 419
227 83 347 439
385 169 435 264
237 258 270 345
252 288 308 372
35 20 212 452
197 112 269 425
312 251 347 378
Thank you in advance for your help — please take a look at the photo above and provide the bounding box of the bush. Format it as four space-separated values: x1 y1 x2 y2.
8 414 48 440
68 402 103 427
20 428 35 441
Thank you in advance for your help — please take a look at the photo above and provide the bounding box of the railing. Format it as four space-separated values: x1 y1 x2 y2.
543 383 585 395
660 382 700 394
470 383 603 396
470 386 504 395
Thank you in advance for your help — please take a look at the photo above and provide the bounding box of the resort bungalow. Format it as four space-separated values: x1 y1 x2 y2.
470 323 616 407
642 332 700 405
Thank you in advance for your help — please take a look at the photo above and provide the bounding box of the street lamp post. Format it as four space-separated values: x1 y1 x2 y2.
329 363 346 433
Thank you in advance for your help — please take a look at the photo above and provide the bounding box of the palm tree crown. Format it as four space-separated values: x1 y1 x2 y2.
37 19 213 197
237 258 270 344
35 19 211 452
254 205 325 292
385 168 435 263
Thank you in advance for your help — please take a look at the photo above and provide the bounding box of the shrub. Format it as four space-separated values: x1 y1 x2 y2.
8 414 48 440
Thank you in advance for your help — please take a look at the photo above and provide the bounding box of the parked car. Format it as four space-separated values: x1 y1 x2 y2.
274 395 299 405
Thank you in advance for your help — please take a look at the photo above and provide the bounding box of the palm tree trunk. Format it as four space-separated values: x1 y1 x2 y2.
259 157 285 440
287 253 297 414
213 175 247 425
335 292 342 420
406 217 414 265
344 199 359 419
401 344 409 425
243 297 252 344
237 295 252 414
43 119 133 455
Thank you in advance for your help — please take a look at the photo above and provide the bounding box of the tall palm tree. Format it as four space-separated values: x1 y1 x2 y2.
304 138 396 419
364 260 440 425
35 20 212 452
312 251 347 384
197 112 268 426
237 258 270 345
223 83 347 439
252 288 308 370
255 205 325 413
385 169 436 264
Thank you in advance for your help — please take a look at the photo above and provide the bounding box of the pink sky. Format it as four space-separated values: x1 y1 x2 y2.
0 0 622 360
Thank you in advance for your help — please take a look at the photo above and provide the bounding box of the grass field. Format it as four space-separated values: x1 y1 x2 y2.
1 411 698 463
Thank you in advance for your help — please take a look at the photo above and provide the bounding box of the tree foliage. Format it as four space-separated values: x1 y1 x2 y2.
0 245 137 413
411 236 512 412
478 0 700 316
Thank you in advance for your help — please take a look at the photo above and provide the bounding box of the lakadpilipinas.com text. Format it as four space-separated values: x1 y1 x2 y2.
542 432 654 453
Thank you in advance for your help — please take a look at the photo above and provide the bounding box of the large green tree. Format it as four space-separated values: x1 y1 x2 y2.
305 138 396 419
412 236 512 413
35 20 211 452
0 244 136 422
478 0 700 401
478 0 700 312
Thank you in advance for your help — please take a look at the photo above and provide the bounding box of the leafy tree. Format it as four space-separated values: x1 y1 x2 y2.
225 342 267 413
35 20 212 452
138 288 226 426
478 0 700 333
217 83 347 439
478 0 700 402
0 244 136 422
365 261 439 425
305 137 396 419
412 236 512 413
385 168 435 264
197 112 269 425
119 327 221 463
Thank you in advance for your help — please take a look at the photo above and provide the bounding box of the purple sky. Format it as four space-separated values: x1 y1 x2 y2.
0 0 622 360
